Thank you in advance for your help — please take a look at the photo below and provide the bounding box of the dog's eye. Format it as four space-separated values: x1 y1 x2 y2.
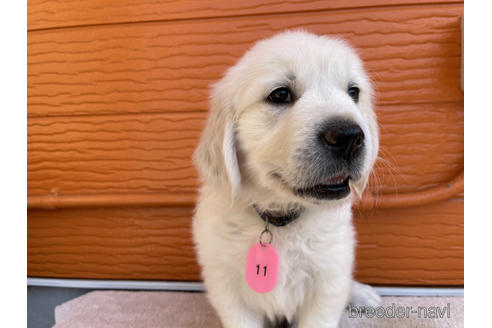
267 87 293 104
347 86 360 103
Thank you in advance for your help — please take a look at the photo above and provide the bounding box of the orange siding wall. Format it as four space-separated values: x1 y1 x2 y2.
28 0 464 285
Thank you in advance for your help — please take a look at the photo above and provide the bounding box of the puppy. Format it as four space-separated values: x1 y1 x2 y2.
192 30 380 328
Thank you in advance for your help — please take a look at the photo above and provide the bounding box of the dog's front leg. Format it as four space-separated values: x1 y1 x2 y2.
348 280 381 308
205 284 264 328
296 277 351 328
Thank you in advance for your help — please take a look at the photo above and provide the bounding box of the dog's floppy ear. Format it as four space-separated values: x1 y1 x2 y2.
193 80 241 198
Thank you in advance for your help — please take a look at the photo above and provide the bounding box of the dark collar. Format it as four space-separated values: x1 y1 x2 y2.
252 204 304 227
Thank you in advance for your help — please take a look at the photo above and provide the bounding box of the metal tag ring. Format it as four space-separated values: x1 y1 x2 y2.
259 229 273 247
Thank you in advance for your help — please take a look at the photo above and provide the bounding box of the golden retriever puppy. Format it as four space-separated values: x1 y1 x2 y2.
193 30 381 328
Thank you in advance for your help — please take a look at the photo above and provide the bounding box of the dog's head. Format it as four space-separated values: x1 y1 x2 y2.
194 31 379 206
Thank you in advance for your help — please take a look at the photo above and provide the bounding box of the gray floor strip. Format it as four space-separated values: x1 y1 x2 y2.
27 277 463 296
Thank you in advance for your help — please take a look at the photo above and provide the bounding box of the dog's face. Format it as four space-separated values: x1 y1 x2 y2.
194 31 379 205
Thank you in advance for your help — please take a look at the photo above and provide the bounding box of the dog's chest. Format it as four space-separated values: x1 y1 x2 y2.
244 214 353 320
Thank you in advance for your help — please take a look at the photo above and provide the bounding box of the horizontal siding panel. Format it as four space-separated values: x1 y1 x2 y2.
27 102 463 201
27 0 463 31
28 207 199 280
27 199 463 285
355 198 463 285
28 5 463 117
28 112 206 197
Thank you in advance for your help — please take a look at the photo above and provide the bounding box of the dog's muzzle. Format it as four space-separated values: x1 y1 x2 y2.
288 118 366 201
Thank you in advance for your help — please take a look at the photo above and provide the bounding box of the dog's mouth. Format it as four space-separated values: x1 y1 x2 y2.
274 173 352 200
293 174 351 200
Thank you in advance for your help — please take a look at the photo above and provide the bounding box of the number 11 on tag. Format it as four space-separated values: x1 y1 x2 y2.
246 243 279 293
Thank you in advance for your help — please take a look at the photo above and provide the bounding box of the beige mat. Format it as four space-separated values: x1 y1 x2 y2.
54 291 463 328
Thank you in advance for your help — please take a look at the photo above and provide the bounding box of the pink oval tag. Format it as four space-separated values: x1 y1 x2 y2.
245 242 279 293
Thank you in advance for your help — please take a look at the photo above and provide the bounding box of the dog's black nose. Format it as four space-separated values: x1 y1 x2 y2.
321 120 365 161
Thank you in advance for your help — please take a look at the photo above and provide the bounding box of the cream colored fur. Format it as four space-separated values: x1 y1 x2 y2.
193 30 380 328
